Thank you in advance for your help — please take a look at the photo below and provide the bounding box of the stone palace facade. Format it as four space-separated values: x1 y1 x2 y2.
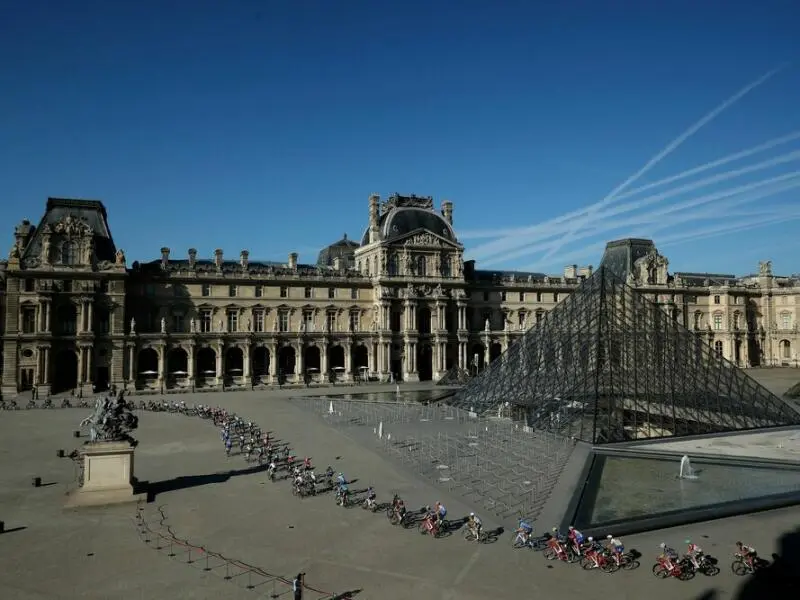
1 195 798 397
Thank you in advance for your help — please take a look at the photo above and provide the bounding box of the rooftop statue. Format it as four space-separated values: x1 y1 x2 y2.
79 391 139 446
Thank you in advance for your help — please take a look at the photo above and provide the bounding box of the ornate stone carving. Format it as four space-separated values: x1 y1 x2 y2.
9 244 20 260
160 317 166 333
53 214 93 236
404 233 439 247
115 249 126 266
130 318 136 334
759 260 773 277
190 317 196 333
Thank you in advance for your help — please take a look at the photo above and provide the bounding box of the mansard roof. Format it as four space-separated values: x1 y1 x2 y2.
21 197 118 265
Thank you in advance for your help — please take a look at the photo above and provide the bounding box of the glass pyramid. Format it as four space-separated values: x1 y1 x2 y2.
450 267 800 444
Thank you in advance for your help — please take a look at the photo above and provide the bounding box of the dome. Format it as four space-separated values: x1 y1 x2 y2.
317 233 359 267
361 207 456 245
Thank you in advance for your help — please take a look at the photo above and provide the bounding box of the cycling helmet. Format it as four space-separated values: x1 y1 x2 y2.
685 539 691 544
552 527 558 532
607 534 612 539
659 542 666 549
588 537 594 542
568 525 575 530
470 512 475 517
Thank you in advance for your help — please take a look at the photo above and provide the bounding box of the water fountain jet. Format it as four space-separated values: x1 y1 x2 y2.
679 455 698 479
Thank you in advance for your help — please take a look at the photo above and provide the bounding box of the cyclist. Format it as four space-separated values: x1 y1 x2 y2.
567 526 585 554
735 541 757 566
336 472 347 487
659 542 678 570
336 483 350 506
516 519 534 544
392 496 407 523
606 534 624 559
267 460 277 480
303 457 312 471
467 512 483 541
364 486 377 510
433 501 447 527
585 537 602 568
685 539 703 568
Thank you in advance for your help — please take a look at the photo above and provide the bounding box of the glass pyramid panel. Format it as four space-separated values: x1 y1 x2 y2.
572 453 800 530
450 268 800 443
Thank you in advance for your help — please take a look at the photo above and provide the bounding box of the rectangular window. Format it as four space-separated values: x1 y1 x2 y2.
518 312 525 326
98 311 110 334
100 280 110 293
328 287 335 299
202 284 211 297
782 313 792 330
227 311 238 332
200 311 212 333
686 295 697 304
536 292 542 302
483 291 489 302
24 279 35 292
303 311 314 331
713 314 723 330
500 291 506 302
733 313 741 330
349 311 360 331
390 311 401 332
21 308 36 333
304 287 313 299
280 286 288 298
255 285 263 298
536 311 543 324
553 293 559 303
519 291 524 302
279 311 289 332
254 311 264 332
350 288 358 300
63 280 72 293
229 285 237 297
713 295 721 304
326 312 336 332
173 315 184 333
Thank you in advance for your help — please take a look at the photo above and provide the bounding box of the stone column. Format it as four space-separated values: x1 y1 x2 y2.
45 301 51 332
42 347 50 385
344 343 352 378
321 344 329 379
86 347 94 384
187 344 195 381
243 343 251 378
157 346 165 380
269 344 278 378
87 302 94 333
297 342 304 378
128 345 135 382
77 347 85 384
215 344 223 382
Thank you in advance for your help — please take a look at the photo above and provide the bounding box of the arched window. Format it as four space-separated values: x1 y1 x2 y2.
416 255 426 277
780 339 791 359
693 312 703 329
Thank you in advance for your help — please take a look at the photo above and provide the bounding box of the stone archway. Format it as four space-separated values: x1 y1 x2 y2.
352 344 369 381
417 306 432 334
277 346 296 380
252 346 270 378
470 343 485 373
167 348 188 375
304 345 321 371
137 347 159 389
52 348 78 394
417 343 433 381
225 346 244 376
328 345 345 382
196 347 217 384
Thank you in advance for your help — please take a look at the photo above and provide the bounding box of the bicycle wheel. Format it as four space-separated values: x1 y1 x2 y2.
463 529 475 541
418 522 429 535
601 560 620 574
702 564 720 577
580 556 595 570
676 568 695 581
530 537 548 551
652 564 669 578
731 560 749 576
621 558 640 571
543 547 558 561
512 535 525 549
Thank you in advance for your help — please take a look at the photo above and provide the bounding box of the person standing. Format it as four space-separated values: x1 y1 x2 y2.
292 572 304 600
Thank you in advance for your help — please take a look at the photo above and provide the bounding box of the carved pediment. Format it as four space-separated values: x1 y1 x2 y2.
53 214 93 237
389 228 460 250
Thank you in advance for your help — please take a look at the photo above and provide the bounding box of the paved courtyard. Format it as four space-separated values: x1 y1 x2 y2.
1 379 798 599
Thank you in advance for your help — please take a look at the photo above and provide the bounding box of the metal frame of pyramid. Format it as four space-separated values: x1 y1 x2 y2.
449 266 800 444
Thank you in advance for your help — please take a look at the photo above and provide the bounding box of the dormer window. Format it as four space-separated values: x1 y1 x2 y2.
61 241 76 265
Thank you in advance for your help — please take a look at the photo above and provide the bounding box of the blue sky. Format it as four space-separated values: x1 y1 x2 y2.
1 0 799 275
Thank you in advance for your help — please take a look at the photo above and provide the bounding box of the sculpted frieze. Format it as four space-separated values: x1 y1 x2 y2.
403 233 440 247
53 214 93 237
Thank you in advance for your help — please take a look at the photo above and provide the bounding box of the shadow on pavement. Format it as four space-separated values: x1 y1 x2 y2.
139 462 268 502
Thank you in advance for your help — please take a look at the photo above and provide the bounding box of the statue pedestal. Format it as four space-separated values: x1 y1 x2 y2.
66 441 145 507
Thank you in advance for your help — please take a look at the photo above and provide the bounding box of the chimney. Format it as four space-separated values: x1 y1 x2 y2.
564 264 577 279
161 247 170 268
368 194 381 243
441 200 453 225
288 252 298 270
214 248 223 269
240 249 249 270
188 248 197 268
580 265 593 278
333 256 342 271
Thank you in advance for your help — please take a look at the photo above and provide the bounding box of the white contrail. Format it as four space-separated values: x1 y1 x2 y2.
470 157 800 262
536 65 787 266
478 175 800 267
613 130 800 201
516 184 800 272
467 148 800 260
459 129 800 241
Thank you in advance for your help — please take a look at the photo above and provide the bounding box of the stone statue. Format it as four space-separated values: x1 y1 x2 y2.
79 392 138 445
189 317 195 332
115 249 126 266
9 244 20 260
160 317 166 333
246 318 252 332
485 318 491 332
405 253 414 275
300 321 306 333
433 283 443 297
130 318 136 334
759 260 773 277
626 269 637 286
218 319 224 332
